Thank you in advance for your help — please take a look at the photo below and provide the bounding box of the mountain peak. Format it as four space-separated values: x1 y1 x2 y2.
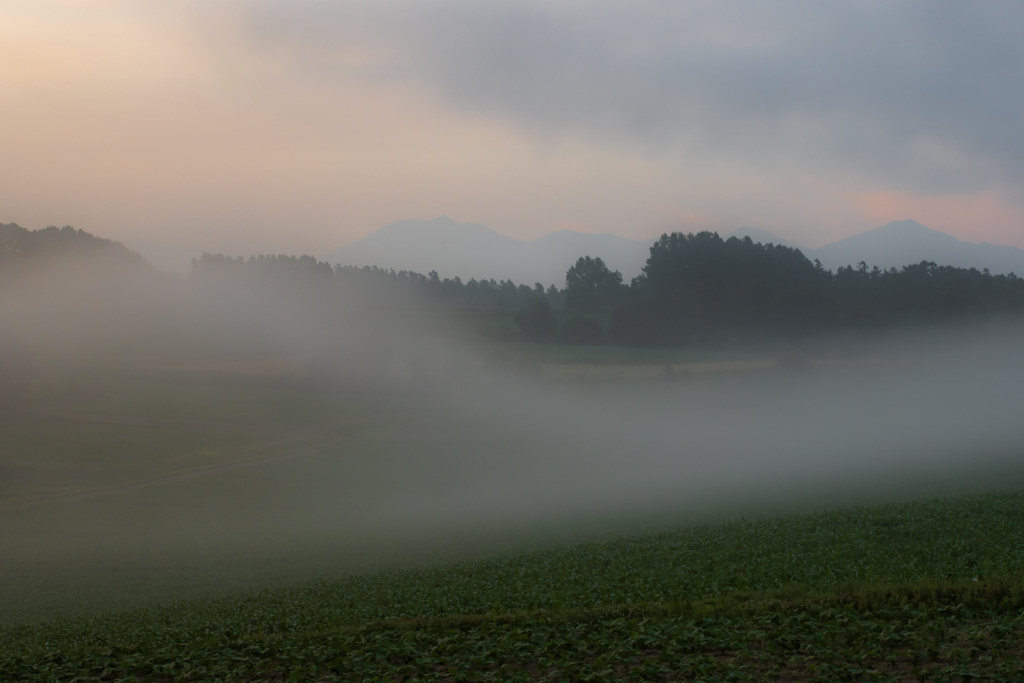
880 219 927 229
874 219 951 238
832 219 958 247
812 219 1024 273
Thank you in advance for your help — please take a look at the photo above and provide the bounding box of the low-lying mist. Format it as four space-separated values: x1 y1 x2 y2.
393 323 1024 526
3 253 1023 619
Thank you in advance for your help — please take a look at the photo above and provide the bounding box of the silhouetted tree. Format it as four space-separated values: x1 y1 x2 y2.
565 256 626 313
545 284 565 310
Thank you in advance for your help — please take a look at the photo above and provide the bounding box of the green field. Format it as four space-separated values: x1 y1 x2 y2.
4 492 1024 680
4 347 1024 680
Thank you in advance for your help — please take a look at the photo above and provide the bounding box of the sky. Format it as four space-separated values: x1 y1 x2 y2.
3 0 1023 265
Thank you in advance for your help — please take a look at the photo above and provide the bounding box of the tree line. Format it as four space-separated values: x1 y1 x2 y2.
191 253 566 312
5 222 1023 352
184 234 1024 348
555 232 1024 348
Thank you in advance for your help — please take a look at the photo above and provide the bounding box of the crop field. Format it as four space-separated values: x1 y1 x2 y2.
5 345 1024 680
4 491 1024 680
0 341 772 512
0 367 385 508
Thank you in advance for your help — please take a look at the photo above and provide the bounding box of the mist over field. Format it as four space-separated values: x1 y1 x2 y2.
3 247 1024 620
7 3 1024 676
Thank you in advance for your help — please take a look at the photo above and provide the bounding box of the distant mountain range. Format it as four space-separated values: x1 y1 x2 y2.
326 217 653 286
327 217 1024 286
11 216 1021 285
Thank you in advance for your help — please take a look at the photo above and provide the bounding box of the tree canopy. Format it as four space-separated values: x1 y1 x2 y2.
564 256 626 313
609 231 1024 347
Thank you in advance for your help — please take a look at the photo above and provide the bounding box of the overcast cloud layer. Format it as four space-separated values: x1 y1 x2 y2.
241 0 1024 197
2 1 1022 260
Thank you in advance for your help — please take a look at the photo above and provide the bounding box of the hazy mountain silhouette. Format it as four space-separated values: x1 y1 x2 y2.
728 221 1024 275
328 217 1024 286
0 223 149 271
810 220 1024 274
327 216 653 286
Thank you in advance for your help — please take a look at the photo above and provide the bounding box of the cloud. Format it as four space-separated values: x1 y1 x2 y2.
232 0 1024 198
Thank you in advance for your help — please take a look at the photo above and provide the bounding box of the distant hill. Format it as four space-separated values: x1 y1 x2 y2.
728 222 1024 275
808 220 1024 275
328 217 1024 287
0 223 148 270
0 224 168 364
327 217 653 286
